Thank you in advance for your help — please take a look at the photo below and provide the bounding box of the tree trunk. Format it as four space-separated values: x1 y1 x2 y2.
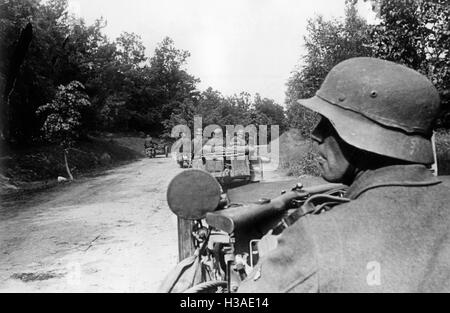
64 149 74 180
1 23 33 141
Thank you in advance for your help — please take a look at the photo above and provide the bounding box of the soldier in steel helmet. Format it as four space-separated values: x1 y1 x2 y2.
192 128 205 159
144 134 155 149
204 128 225 157
238 57 450 293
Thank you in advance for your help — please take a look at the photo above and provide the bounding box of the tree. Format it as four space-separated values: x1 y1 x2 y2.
116 32 147 68
0 22 33 141
254 93 287 131
1 0 205 140
196 87 227 126
0 0 68 144
285 3 372 136
36 81 91 180
225 92 254 126
150 37 200 127
162 99 196 136
192 88 285 132
369 0 449 127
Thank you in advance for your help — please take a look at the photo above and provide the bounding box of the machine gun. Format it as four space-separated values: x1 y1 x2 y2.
161 169 348 293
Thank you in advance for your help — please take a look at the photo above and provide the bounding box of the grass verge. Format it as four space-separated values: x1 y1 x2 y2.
0 135 142 194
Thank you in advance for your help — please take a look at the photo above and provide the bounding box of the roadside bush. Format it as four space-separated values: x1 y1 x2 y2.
435 129 450 175
1 136 140 183
280 142 321 177
279 129 321 177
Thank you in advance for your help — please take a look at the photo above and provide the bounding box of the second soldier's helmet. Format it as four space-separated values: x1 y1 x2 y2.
297 57 441 164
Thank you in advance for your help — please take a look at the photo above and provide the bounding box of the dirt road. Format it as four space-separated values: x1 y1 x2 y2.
0 157 182 292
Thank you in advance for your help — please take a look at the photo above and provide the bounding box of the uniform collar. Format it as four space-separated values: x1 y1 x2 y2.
345 164 441 200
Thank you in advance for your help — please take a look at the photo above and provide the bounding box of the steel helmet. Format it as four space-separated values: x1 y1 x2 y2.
297 57 441 164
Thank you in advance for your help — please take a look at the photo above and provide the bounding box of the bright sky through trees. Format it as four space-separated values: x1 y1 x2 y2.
67 0 376 105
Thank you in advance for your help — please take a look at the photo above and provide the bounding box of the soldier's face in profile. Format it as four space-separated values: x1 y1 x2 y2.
311 117 352 183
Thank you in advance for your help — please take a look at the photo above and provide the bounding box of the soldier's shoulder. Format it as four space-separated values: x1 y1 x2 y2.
301 193 383 236
305 197 361 222
306 176 450 227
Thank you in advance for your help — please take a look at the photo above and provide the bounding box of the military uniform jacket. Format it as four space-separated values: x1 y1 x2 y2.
192 137 207 158
144 138 154 148
238 164 450 293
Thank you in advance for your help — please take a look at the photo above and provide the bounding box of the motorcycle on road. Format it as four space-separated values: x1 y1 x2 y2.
145 147 157 158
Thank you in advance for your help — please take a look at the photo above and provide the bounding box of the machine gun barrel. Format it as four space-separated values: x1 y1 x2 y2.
206 183 345 234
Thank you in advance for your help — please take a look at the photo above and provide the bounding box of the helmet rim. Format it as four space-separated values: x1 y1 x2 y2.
297 95 434 164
